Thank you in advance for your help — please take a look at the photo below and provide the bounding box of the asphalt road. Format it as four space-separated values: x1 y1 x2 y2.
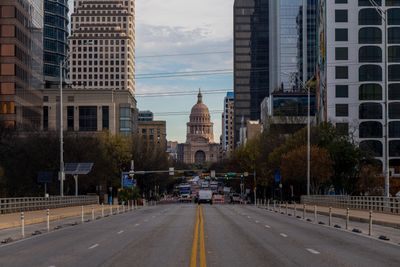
0 204 399 267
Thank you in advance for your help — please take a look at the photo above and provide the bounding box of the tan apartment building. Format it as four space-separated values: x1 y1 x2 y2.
0 0 43 130
138 120 167 150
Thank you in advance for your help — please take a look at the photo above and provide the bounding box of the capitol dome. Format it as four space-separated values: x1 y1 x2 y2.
186 89 214 143
190 90 210 121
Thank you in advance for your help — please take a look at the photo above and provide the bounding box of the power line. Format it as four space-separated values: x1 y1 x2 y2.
136 51 232 58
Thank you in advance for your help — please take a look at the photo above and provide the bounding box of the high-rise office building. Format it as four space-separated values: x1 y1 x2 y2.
269 0 318 92
233 0 269 145
0 0 44 129
317 0 400 176
43 0 69 87
42 0 137 135
69 0 135 93
222 92 235 157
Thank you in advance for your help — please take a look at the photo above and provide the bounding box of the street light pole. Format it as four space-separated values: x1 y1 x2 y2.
369 0 390 197
59 61 65 197
307 85 311 196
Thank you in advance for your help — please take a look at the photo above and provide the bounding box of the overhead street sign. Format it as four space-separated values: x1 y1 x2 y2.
65 163 93 175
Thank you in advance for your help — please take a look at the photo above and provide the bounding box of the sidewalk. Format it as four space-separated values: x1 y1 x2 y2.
266 204 400 228
0 204 123 230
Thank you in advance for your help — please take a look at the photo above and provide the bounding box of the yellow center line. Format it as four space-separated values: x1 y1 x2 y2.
190 206 200 267
190 205 207 267
199 205 207 267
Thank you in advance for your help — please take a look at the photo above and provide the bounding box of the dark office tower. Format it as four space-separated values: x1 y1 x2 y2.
43 0 69 87
0 0 44 130
234 0 269 146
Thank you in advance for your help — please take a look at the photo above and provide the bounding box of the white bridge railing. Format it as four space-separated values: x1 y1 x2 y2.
301 195 400 214
0 196 99 214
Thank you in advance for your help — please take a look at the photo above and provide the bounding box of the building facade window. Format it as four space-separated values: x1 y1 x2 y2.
336 122 349 135
359 121 383 138
389 65 400 81
388 8 400 25
67 106 74 131
389 83 400 100
359 84 382 100
359 65 382 81
79 106 97 131
102 106 109 130
389 121 400 138
336 47 348 60
389 102 400 119
336 66 349 79
359 103 382 119
388 27 400 43
389 46 400 62
336 85 349 97
119 107 132 134
335 28 348 41
358 9 382 25
336 104 349 116
359 46 382 62
360 140 383 157
389 140 400 157
335 10 348 22
359 27 382 44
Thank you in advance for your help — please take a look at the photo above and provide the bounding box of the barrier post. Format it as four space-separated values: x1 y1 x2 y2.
91 207 95 220
369 210 373 236
101 204 104 218
346 208 350 230
21 212 25 238
329 207 332 226
314 205 317 223
81 206 84 223
46 209 50 232
303 204 306 220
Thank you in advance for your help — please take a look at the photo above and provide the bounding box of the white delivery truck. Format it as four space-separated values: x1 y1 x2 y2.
198 189 213 204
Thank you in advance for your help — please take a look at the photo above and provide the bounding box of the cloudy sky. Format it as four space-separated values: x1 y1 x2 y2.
135 0 234 142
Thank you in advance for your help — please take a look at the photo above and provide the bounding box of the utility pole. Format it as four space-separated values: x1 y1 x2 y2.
307 85 311 196
59 61 65 197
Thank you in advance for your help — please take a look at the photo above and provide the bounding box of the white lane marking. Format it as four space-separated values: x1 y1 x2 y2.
306 248 320 255
255 220 259 223
117 230 124 234
134 223 140 227
88 244 99 250
265 225 271 229
280 233 288 238
144 219 148 222
247 216 251 219
152 216 156 218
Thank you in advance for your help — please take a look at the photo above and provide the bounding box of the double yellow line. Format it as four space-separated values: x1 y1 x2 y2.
190 205 207 267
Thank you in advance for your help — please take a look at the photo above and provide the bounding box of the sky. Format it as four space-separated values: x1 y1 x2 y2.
135 0 234 143
68 0 234 143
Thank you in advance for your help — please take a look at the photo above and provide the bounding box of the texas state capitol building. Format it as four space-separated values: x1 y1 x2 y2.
180 90 219 164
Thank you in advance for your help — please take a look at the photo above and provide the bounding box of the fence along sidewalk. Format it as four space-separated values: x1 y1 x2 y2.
0 196 99 214
301 195 400 215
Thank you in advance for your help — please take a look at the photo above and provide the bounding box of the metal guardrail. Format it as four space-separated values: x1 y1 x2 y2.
0 196 99 214
301 195 400 214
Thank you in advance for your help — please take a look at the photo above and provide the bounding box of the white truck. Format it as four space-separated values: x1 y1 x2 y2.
198 189 213 204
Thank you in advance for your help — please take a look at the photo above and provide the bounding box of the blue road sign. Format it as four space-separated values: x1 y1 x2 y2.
274 169 281 183
122 175 136 188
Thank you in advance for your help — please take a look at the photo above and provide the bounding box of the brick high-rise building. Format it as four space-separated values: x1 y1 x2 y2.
0 0 44 130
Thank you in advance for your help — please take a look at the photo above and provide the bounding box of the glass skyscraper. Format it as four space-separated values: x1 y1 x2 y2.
233 0 269 145
269 0 318 92
43 0 69 87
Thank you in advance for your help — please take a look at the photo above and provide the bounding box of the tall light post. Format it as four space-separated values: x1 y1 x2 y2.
369 0 390 197
59 40 93 196
59 60 66 196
